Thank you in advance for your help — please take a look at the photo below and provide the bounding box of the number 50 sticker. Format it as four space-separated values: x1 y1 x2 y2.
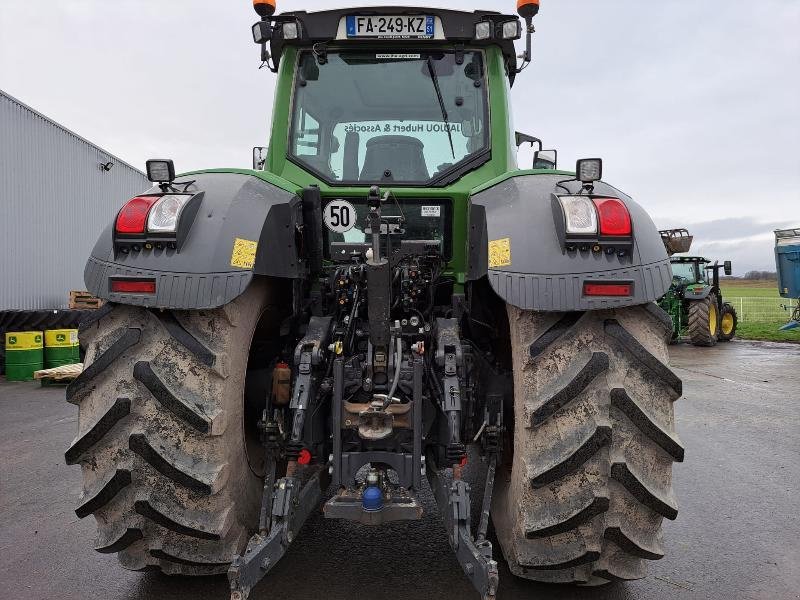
323 200 357 234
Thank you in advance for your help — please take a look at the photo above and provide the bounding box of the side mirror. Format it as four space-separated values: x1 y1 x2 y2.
253 147 268 171
533 149 557 170
724 261 733 276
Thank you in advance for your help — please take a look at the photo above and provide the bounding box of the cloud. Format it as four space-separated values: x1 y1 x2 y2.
689 238 777 276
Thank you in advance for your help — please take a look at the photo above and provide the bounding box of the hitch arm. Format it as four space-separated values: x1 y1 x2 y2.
228 468 328 600
428 455 499 600
436 318 467 470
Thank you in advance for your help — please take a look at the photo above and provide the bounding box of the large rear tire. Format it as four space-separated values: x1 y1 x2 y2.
492 304 684 585
687 294 719 347
65 280 278 574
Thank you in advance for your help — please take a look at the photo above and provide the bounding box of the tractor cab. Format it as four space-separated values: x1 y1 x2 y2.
669 255 733 297
249 4 546 192
670 255 732 296
670 256 707 288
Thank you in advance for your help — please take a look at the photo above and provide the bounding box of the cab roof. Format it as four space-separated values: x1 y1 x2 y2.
269 7 522 82
671 256 711 264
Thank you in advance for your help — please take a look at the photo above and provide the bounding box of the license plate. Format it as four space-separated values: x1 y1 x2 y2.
346 15 435 39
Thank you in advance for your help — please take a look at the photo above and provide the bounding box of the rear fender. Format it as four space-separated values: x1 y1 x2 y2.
684 286 714 301
84 172 303 309
468 174 672 311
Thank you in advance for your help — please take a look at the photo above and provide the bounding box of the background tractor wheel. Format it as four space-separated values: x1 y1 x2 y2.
718 303 738 342
492 304 683 585
65 280 281 574
687 294 719 347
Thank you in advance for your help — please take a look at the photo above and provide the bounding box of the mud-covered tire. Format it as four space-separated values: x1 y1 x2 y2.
65 281 276 575
492 303 684 585
687 294 719 347
718 303 737 342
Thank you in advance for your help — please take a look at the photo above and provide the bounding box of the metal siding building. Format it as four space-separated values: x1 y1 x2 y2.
0 89 149 310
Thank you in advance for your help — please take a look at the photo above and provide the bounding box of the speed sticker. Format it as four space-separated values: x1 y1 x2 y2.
323 200 357 233
421 205 441 218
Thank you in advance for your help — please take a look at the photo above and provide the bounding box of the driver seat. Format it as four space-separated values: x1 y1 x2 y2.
360 136 429 182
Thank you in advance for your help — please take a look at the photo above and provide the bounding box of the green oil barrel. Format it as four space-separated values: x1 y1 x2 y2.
44 329 80 368
5 332 44 381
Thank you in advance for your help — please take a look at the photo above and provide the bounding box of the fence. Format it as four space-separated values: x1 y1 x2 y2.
733 297 799 323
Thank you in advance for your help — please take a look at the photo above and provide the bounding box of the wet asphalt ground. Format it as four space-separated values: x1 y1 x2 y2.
1 340 798 600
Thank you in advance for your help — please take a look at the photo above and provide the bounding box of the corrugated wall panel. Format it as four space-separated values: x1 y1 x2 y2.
0 89 150 309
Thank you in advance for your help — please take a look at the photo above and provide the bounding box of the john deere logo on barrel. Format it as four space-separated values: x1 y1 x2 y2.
57 334 66 343
35 334 42 344
9 336 17 345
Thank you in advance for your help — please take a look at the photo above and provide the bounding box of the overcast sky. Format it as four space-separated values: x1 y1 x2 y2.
2 0 798 273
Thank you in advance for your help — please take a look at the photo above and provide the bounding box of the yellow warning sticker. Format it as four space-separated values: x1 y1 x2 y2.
231 238 258 270
488 238 512 268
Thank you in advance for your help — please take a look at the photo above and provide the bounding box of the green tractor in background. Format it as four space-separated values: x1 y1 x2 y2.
659 229 738 346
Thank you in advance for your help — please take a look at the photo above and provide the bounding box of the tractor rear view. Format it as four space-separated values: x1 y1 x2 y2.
659 229 737 346
64 2 684 598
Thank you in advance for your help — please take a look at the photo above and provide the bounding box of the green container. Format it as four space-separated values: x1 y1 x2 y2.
5 332 44 382
44 329 80 368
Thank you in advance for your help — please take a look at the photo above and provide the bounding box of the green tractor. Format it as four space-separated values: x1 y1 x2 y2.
658 229 738 346
65 2 684 598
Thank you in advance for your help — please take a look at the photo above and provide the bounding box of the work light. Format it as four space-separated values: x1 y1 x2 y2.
252 21 272 44
576 158 603 184
502 20 522 40
146 159 175 184
282 22 299 40
475 21 492 40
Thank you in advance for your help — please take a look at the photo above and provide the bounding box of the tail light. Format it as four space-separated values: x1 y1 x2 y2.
111 279 156 294
116 197 159 235
593 198 632 236
556 196 633 239
147 195 193 233
584 282 633 297
558 196 598 235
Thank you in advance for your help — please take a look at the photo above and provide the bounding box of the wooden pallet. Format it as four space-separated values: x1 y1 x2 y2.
69 291 104 310
33 363 84 385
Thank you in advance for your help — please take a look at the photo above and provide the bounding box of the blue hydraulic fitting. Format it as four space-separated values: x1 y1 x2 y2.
362 486 384 512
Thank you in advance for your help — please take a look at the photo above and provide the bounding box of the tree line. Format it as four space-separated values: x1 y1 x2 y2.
742 271 778 280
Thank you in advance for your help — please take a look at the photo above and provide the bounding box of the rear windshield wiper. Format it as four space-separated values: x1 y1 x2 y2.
427 56 456 160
